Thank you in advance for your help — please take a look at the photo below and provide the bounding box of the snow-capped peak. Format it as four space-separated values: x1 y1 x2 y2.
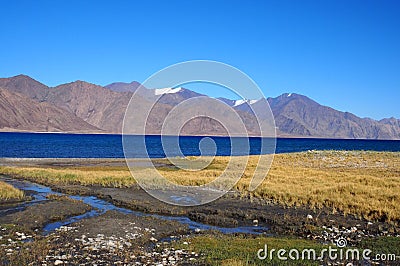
233 99 247 107
154 87 182 95
249 99 259 104
233 99 259 107
287 93 292 97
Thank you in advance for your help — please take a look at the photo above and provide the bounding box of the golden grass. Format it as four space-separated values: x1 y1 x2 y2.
162 151 400 221
0 151 399 221
243 151 400 222
0 181 24 200
0 167 135 187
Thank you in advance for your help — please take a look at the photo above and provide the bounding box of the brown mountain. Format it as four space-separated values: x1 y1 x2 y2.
0 74 48 101
0 75 132 133
44 81 132 133
0 88 100 132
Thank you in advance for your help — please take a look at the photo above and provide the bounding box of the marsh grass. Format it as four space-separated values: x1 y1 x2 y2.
1 151 399 221
0 181 24 200
159 151 400 221
242 151 400 222
0 167 135 187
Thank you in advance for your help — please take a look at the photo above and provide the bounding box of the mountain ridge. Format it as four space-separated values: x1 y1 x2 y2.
0 75 399 139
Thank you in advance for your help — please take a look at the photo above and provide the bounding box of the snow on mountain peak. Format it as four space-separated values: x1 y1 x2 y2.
154 87 182 95
233 99 259 107
233 99 246 107
249 99 259 104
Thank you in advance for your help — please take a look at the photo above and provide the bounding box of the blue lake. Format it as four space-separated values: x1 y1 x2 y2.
0 132 399 158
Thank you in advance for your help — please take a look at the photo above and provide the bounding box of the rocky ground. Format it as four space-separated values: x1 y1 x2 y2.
0 211 201 265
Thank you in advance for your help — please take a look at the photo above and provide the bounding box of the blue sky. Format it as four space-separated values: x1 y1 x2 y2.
0 0 399 119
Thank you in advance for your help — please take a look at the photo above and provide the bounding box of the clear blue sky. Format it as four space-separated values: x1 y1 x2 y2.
0 0 399 119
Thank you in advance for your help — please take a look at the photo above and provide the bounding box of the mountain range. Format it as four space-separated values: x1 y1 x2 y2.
0 74 399 139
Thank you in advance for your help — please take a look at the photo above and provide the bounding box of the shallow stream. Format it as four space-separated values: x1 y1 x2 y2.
0 176 268 235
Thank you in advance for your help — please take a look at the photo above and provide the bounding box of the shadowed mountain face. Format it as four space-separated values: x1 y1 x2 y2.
0 75 399 139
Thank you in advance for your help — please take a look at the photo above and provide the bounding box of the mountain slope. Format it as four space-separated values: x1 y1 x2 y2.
0 76 134 133
45 81 133 133
0 88 100 132
266 93 400 139
0 74 49 101
105 81 142 93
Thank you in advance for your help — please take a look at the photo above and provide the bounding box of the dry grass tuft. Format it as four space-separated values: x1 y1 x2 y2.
0 167 135 188
0 181 24 200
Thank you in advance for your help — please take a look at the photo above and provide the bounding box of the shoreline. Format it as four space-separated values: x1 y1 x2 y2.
1 150 400 165
1 130 400 141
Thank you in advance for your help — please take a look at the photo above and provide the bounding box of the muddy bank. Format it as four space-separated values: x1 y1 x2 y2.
0 196 92 231
69 210 189 242
0 196 31 205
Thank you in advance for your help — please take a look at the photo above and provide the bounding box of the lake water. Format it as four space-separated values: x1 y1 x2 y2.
0 132 399 158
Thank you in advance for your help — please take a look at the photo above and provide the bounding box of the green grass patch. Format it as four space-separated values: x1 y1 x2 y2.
359 236 400 257
172 234 333 265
